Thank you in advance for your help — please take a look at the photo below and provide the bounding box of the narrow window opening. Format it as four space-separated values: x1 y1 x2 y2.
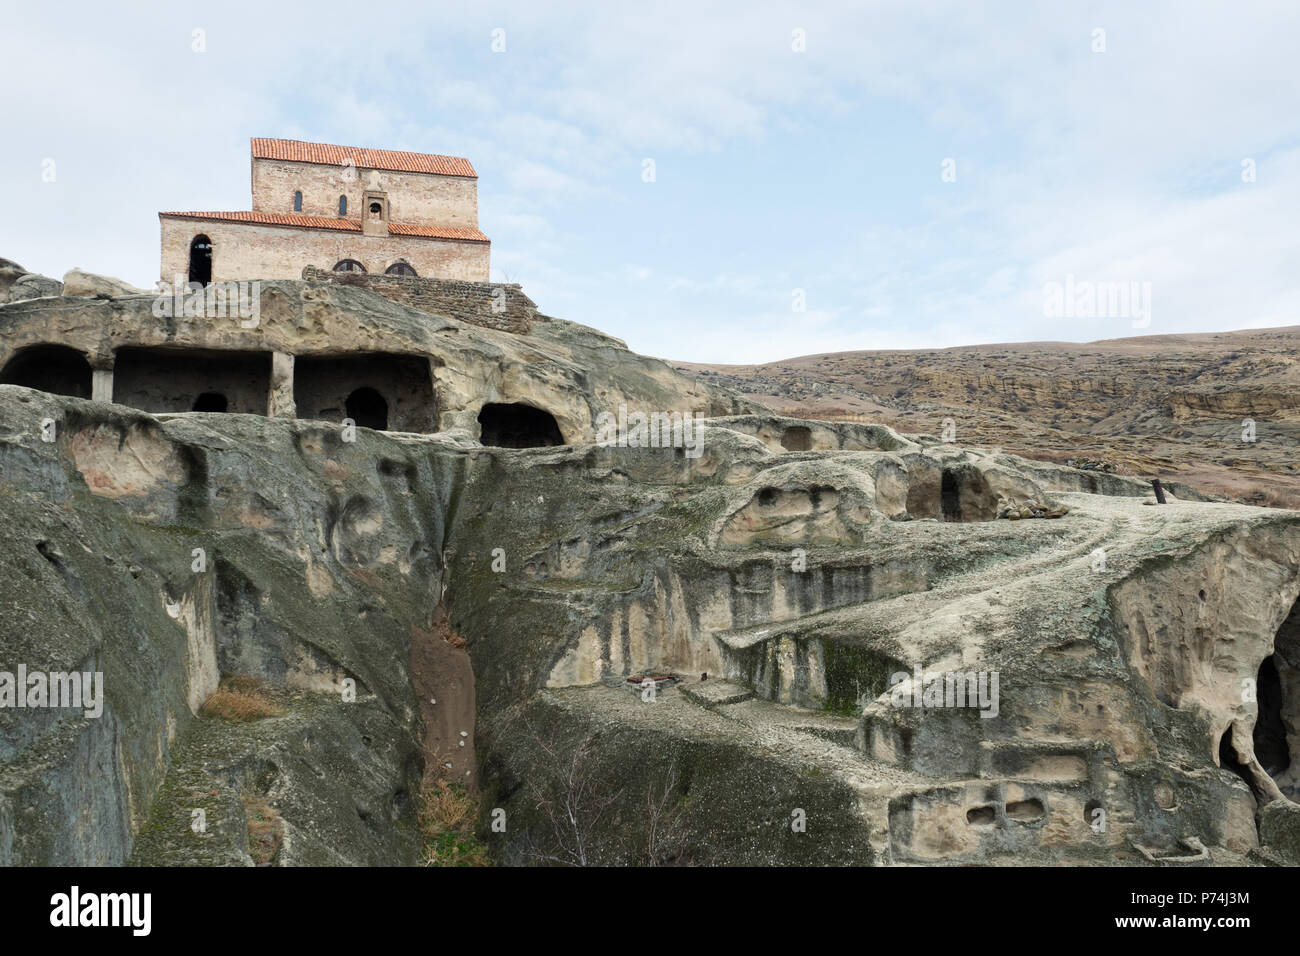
188 234 212 286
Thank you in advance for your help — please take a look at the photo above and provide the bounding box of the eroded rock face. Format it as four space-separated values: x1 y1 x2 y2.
443 416 1300 865
0 260 62 303
2 279 1300 867
0 280 755 444
61 269 147 299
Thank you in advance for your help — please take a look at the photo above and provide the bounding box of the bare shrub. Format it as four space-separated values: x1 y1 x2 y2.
516 719 693 866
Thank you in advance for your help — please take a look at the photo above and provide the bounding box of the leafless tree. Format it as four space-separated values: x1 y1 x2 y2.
516 718 691 866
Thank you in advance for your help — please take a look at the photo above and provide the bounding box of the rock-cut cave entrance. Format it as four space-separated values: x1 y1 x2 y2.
1253 655 1289 777
0 344 92 398
477 402 565 448
902 462 998 522
112 347 271 415
293 353 435 433
1256 593 1300 796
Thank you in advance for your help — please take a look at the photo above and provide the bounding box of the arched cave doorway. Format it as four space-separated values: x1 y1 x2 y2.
0 344 92 398
188 235 213 286
192 392 229 413
478 402 565 448
346 387 388 431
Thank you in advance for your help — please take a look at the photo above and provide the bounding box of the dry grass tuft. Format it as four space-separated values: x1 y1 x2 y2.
419 778 490 867
201 676 284 722
242 793 283 865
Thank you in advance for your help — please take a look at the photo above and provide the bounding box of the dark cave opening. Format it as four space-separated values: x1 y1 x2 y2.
346 387 389 431
478 402 564 448
1254 655 1290 778
0 344 92 399
192 392 228 413
1218 730 1257 794
940 469 962 520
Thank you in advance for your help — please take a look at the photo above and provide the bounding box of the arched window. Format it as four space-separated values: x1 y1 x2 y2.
293 191 303 212
385 261 417 277
188 234 212 285
369 201 383 220
346 387 388 431
338 194 347 217
333 259 366 273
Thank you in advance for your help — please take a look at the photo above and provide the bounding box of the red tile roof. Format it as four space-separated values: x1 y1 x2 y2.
251 138 477 178
158 210 489 243
388 221 490 241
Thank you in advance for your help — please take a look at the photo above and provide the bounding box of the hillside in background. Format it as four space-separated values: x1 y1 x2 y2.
674 325 1300 509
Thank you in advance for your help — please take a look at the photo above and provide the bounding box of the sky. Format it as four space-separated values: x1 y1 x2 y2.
4 1 1298 363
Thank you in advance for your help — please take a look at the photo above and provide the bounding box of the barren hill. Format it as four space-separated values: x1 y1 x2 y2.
672 326 1300 509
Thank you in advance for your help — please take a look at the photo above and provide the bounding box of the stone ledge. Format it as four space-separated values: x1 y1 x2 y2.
680 679 755 708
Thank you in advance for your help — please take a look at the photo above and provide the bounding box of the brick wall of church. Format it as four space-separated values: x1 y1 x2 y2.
160 217 490 284
250 158 479 228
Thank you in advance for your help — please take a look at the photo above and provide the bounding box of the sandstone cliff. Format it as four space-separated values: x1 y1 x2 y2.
2 277 1299 866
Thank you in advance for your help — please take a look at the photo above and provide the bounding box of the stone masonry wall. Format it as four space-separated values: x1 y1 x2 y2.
160 217 490 284
301 266 540 334
250 158 479 228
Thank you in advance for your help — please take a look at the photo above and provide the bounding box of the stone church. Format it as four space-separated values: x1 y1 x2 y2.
159 138 491 285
